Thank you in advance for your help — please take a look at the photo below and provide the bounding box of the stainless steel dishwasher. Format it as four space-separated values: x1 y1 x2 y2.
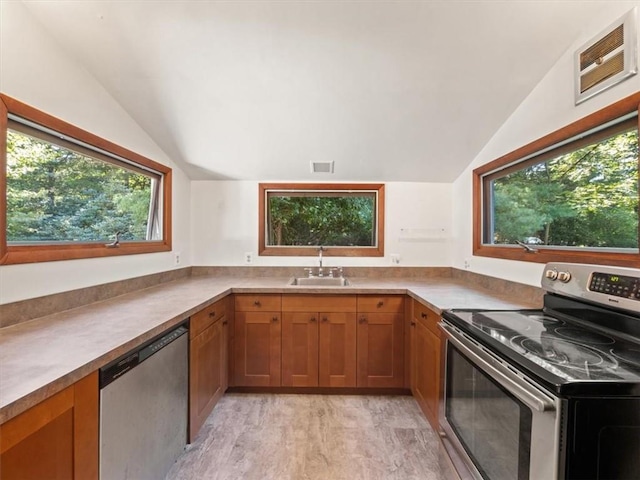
99 323 188 480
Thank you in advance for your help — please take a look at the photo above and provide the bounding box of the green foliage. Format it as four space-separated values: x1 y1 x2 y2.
6 130 153 243
492 129 638 248
268 195 375 246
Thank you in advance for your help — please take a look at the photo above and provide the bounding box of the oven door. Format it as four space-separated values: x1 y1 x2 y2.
439 322 562 480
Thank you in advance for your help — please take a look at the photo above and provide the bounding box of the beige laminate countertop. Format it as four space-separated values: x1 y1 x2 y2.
0 275 539 424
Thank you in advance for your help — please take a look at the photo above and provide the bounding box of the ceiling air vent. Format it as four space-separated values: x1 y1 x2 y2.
575 8 637 104
310 161 334 174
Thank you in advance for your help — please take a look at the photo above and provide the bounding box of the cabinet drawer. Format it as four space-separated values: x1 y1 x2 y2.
357 295 404 313
413 300 440 338
0 372 98 480
282 295 356 312
191 298 226 338
235 294 281 312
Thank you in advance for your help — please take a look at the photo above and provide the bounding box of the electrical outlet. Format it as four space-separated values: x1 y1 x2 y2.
244 252 252 264
390 254 400 265
174 252 181 266
464 258 470 269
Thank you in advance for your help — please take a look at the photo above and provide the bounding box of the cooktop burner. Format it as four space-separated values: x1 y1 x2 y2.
511 335 618 371
610 348 640 368
554 327 615 345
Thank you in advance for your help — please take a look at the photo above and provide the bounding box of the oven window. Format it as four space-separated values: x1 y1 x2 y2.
446 346 532 480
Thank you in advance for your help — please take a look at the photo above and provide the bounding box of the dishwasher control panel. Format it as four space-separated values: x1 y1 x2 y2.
99 323 188 388
140 325 188 362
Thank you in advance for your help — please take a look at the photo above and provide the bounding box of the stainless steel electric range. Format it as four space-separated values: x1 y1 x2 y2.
440 262 640 480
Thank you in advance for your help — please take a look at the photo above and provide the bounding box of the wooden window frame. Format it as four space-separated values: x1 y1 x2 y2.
259 183 385 257
0 94 172 265
473 91 640 268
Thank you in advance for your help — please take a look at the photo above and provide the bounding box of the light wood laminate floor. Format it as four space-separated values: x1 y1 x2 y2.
166 393 456 480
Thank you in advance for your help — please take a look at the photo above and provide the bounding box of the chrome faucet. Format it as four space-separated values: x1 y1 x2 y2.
318 246 324 277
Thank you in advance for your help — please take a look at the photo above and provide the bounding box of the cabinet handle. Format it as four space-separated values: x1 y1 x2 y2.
321 316 328 323
310 317 317 323
359 316 367 324
222 320 228 326
209 311 216 318
377 301 384 308
421 312 427 319
410 321 416 327
272 316 278 322
254 300 262 307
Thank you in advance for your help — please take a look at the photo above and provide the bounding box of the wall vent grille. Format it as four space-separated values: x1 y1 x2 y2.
310 161 334 173
575 8 637 104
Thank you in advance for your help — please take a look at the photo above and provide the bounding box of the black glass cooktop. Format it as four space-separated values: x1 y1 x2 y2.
442 297 640 396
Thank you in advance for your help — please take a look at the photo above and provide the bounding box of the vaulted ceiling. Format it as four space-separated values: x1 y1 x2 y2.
21 0 620 181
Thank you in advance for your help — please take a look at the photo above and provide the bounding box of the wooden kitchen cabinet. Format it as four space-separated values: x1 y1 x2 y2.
0 372 99 480
281 295 357 387
357 295 404 313
221 302 230 393
234 294 282 386
319 311 357 387
235 294 281 312
234 294 406 390
356 295 404 388
189 297 228 442
281 311 319 386
411 300 441 430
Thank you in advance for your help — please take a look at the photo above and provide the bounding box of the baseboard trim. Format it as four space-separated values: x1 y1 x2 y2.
226 386 412 396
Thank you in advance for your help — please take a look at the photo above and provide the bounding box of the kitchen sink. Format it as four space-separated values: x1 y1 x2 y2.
288 276 350 286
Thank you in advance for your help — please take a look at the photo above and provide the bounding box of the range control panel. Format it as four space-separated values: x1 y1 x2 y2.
589 272 640 300
541 263 640 314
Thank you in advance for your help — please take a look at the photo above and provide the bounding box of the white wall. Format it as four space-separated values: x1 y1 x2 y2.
191 181 452 267
0 1 191 304
452 2 640 287
5 1 637 302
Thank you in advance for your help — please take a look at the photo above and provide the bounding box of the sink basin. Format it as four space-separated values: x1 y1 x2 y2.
288 276 350 286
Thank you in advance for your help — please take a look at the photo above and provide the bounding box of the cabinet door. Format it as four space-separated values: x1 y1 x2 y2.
0 372 98 480
234 312 281 386
412 307 441 430
226 296 236 387
356 313 404 388
410 300 423 395
421 322 441 429
282 312 319 387
318 312 357 387
189 318 224 442
221 316 229 393
410 316 418 394
413 318 430 422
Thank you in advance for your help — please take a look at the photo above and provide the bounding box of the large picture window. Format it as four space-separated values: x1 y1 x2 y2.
1 94 172 265
259 183 384 257
473 92 640 267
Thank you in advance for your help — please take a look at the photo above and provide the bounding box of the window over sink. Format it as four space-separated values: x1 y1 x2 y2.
473 92 640 268
259 183 384 257
0 94 172 265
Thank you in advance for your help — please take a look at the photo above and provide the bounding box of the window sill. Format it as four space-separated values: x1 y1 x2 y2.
473 244 640 269
1 241 171 265
259 246 384 257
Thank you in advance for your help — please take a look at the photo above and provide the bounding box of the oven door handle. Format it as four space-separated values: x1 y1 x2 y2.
440 322 556 413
